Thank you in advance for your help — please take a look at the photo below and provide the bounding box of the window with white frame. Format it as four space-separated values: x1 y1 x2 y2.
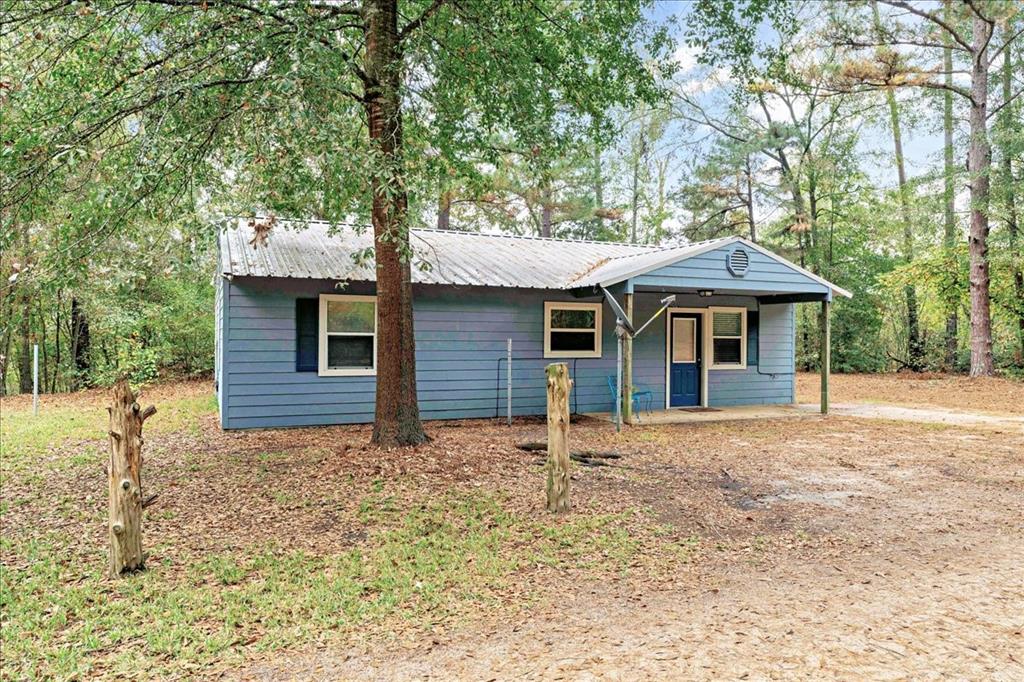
319 294 377 376
710 307 747 369
544 301 602 358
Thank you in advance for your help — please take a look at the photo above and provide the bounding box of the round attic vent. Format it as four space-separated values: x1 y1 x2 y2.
726 248 750 277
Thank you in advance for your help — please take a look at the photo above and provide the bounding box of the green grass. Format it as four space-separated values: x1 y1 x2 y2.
1 491 643 679
0 391 217 483
1 388 651 678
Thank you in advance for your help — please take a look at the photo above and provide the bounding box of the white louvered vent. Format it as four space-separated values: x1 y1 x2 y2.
726 248 750 277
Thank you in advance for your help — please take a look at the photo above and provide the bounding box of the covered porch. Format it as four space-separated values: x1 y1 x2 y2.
567 238 850 427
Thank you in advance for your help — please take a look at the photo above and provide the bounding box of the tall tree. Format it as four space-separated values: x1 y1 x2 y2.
942 0 958 369
834 0 1020 376
872 4 922 371
2 0 669 443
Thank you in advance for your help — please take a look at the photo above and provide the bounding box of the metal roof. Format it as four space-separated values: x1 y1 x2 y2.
220 218 667 289
218 218 850 297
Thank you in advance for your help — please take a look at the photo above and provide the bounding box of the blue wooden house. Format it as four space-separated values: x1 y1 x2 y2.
215 219 850 429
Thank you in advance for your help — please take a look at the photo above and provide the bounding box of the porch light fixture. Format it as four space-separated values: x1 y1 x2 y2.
698 289 714 297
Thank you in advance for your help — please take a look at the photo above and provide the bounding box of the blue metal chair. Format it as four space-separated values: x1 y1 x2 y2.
606 375 654 420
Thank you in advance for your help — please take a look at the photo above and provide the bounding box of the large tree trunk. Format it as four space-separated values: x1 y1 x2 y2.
364 0 428 447
967 15 994 377
1001 32 1024 361
943 2 958 370
70 297 90 390
107 378 156 577
540 192 553 237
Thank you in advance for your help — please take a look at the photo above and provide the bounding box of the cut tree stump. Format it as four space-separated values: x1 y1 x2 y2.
545 363 572 512
107 378 156 578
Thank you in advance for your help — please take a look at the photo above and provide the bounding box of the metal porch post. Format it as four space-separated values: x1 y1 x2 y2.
820 299 830 415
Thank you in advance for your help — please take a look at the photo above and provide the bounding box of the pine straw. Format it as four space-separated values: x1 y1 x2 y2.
2 380 1023 679
796 371 1024 414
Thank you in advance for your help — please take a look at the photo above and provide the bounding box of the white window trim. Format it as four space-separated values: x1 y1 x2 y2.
543 301 602 359
709 306 747 370
318 294 377 376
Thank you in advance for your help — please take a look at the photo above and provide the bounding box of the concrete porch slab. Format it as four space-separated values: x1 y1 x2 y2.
584 404 814 425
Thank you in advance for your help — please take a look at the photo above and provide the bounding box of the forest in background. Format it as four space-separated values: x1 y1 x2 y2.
1 0 1022 396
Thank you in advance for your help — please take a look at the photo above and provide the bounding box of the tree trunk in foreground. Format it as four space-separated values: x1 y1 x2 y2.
364 0 428 447
545 363 572 512
967 14 994 377
107 378 156 578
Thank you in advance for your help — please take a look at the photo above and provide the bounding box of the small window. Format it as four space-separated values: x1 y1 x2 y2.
319 294 376 376
544 301 602 358
710 307 747 369
296 299 319 372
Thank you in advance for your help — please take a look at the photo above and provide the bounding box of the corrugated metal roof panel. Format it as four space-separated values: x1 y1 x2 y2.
219 218 674 289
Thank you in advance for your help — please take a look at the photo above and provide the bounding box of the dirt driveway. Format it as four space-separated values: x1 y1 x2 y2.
241 414 1024 681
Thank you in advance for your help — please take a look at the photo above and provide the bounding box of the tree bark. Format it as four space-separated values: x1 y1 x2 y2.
545 363 571 512
70 297 90 389
744 153 757 242
967 14 994 377
630 131 645 244
437 190 452 230
1001 30 1024 361
364 0 429 446
17 298 31 394
107 378 156 578
943 1 958 370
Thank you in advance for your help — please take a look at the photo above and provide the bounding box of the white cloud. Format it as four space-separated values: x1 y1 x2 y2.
672 43 700 74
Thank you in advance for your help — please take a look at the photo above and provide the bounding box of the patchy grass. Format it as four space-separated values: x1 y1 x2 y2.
0 384 657 679
4 377 1021 679
0 491 644 680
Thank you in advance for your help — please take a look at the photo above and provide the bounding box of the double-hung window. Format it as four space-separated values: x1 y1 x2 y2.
318 294 377 376
709 307 747 369
544 301 602 358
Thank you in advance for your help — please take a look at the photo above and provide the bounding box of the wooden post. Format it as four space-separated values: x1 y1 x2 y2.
545 363 572 512
820 300 830 415
622 292 634 425
107 378 157 577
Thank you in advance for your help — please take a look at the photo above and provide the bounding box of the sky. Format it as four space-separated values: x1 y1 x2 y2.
646 0 950 191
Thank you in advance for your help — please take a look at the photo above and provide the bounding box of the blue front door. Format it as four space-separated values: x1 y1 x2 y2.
669 313 701 407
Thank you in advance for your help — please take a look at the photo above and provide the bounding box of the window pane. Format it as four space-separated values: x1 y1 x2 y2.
327 335 374 369
672 318 696 363
713 311 742 337
550 331 597 352
550 308 595 329
327 300 375 333
713 338 742 365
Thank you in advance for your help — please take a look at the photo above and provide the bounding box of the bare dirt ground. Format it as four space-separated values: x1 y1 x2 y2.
4 376 1023 679
796 371 1024 415
238 393 1024 679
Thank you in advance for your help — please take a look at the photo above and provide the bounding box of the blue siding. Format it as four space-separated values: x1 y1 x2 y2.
708 303 795 407
634 243 830 297
217 279 796 429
